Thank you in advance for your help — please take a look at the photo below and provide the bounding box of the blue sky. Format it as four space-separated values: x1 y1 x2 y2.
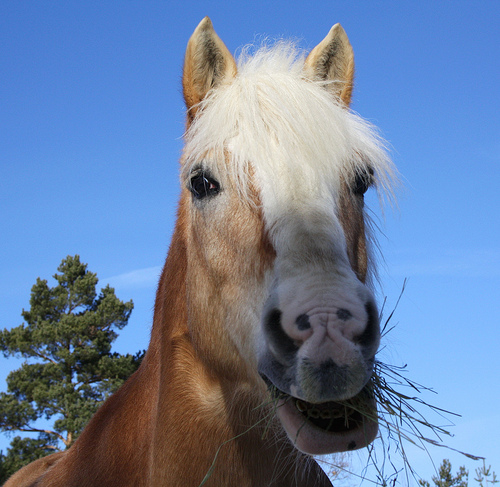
1 1 499 484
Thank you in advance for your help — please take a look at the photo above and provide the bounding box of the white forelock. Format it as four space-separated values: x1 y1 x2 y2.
182 41 395 201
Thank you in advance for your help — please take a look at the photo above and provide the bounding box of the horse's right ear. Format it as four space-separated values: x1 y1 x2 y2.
183 17 237 120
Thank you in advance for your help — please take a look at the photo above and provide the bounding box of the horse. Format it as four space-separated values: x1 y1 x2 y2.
6 17 396 487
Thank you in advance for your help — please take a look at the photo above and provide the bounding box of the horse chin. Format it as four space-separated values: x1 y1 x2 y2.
272 387 378 455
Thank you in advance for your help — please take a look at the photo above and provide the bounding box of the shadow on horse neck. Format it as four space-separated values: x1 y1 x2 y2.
5 16 397 487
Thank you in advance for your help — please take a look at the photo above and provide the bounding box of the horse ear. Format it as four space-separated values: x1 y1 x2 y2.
183 17 237 119
304 23 355 106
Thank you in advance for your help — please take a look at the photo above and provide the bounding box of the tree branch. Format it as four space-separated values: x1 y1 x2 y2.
31 349 58 365
14 424 66 443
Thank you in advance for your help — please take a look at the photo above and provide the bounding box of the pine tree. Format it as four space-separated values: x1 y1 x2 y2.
0 255 144 482
419 459 468 487
475 460 499 487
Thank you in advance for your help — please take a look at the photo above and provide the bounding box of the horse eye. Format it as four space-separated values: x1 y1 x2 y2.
352 168 374 196
189 171 220 199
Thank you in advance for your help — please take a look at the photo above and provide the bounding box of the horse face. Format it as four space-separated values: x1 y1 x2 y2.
181 18 393 455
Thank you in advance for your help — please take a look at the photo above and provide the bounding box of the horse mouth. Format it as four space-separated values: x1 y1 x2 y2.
263 376 378 454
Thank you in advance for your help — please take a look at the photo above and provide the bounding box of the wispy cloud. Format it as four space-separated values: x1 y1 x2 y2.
103 266 162 289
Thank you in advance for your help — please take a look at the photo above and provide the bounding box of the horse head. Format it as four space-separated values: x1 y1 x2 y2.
181 17 394 456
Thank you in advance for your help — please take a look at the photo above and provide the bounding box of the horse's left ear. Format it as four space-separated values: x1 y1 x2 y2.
304 23 355 107
183 17 237 120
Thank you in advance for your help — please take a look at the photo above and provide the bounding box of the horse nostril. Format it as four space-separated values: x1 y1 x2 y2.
353 300 379 349
295 314 311 330
267 308 282 329
264 308 298 358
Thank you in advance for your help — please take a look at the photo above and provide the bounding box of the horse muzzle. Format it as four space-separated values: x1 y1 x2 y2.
257 272 380 453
